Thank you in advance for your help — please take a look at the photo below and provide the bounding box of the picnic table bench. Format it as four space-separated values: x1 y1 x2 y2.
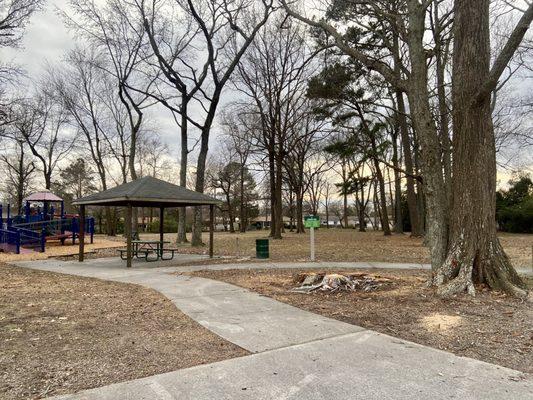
117 240 179 262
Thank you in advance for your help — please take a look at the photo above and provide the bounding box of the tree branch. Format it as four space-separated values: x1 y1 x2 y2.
475 2 533 103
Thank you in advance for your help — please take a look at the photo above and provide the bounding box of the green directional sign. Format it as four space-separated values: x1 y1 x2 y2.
304 215 320 228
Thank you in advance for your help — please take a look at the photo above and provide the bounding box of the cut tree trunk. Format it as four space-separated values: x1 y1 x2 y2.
432 0 527 298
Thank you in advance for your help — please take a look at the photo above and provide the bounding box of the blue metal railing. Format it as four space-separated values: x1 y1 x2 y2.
0 229 21 253
0 217 94 254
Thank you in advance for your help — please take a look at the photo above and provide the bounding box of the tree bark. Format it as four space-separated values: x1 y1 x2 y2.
177 97 189 243
432 0 527 298
396 90 421 236
295 190 305 234
226 192 235 233
268 151 277 237
405 0 448 269
392 130 403 234
434 4 453 210
273 152 283 239
342 160 348 229
239 163 246 233
192 115 215 246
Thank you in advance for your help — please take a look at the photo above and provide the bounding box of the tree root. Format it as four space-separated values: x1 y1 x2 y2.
436 275 475 297
432 237 529 300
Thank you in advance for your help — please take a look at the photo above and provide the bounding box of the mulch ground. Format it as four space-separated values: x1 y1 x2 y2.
0 263 248 400
190 268 533 374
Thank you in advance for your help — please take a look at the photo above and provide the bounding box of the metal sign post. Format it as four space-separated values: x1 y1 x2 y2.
310 226 315 261
304 215 320 262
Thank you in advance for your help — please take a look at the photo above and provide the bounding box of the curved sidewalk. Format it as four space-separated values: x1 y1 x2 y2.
12 258 533 400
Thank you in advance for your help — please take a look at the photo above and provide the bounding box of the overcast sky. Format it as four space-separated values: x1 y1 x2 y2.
0 0 231 160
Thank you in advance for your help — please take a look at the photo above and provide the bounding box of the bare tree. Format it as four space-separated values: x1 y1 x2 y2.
0 0 43 48
221 110 255 232
0 136 36 212
65 0 156 234
16 94 74 190
233 15 319 238
133 0 274 245
49 46 117 233
283 108 327 233
0 0 44 145
319 179 334 228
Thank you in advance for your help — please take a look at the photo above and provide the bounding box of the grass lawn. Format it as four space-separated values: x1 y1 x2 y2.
0 263 248 400
142 229 533 268
190 267 533 374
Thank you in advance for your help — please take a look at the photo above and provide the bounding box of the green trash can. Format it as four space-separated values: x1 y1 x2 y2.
256 238 269 259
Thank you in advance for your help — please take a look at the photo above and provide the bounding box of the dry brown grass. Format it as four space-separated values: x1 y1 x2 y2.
0 235 124 263
143 229 533 268
0 263 248 399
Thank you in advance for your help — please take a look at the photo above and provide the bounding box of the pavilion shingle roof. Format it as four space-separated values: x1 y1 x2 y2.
72 176 219 207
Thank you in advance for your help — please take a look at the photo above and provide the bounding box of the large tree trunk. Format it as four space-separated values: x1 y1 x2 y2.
357 200 366 232
325 202 329 229
268 151 277 237
374 164 391 235
273 152 283 239
434 3 453 211
192 101 218 246
227 193 235 233
432 0 527 298
370 146 391 236
239 164 246 233
191 134 208 246
295 190 305 234
392 131 403 234
341 160 349 229
44 171 52 191
16 142 25 214
177 99 189 243
396 91 422 236
392 31 422 237
406 0 448 270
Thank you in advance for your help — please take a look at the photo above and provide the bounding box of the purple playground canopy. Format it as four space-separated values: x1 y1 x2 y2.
25 192 63 202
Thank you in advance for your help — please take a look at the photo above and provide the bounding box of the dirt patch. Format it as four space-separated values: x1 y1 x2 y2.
0 263 248 399
421 313 463 332
189 268 533 373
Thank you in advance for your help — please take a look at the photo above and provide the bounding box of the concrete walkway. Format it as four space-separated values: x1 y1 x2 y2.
12 258 533 399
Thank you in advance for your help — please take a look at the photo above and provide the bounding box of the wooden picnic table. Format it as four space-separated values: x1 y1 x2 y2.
118 240 177 262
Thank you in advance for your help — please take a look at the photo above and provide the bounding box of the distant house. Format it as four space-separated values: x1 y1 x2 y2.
318 215 359 228
249 216 296 230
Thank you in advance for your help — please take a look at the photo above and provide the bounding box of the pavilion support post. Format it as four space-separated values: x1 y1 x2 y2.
79 205 85 262
159 207 164 243
126 204 132 268
209 204 214 258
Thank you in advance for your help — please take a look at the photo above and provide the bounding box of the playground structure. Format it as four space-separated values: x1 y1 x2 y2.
0 192 94 254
